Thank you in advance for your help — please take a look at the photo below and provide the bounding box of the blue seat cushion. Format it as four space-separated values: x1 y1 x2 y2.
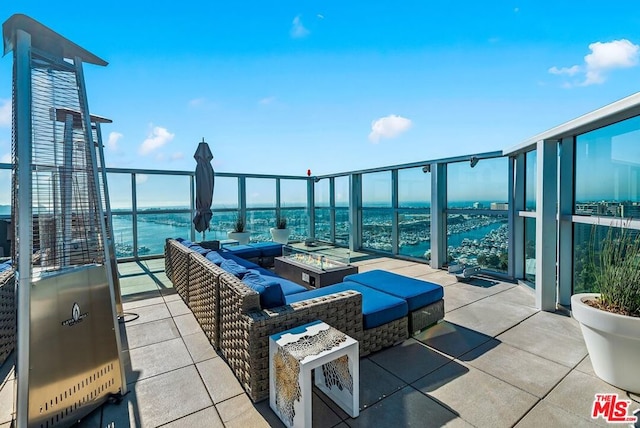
178 238 193 247
0 262 11 273
188 245 210 256
205 251 226 266
242 270 285 308
224 244 261 259
285 282 408 329
220 259 249 278
248 242 283 258
344 270 443 311
220 252 261 269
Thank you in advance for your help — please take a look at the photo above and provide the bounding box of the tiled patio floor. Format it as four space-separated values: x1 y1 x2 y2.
1 256 638 427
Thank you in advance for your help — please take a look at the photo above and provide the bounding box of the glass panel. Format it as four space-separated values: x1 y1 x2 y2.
575 116 640 217
136 174 191 210
281 208 308 241
399 167 430 208
209 210 239 240
399 209 431 260
362 171 391 208
362 209 392 252
0 168 10 217
524 217 536 285
213 176 238 209
246 178 276 208
112 214 134 258
335 176 349 208
447 158 508 209
525 150 537 211
315 179 330 207
281 179 307 207
314 208 331 241
246 209 276 242
447 213 508 273
107 172 133 211
136 212 191 256
335 207 350 246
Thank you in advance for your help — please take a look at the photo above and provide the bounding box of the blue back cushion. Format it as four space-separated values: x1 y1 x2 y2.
0 262 11 273
242 270 285 308
220 252 261 269
189 245 210 256
205 251 226 266
178 239 192 247
220 259 249 278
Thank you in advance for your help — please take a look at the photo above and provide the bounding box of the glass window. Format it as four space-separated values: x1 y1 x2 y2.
335 207 350 246
447 213 508 273
213 176 238 209
447 158 508 209
112 214 133 258
281 179 307 207
399 209 431 260
525 150 537 211
314 208 331 241
314 179 330 207
210 210 239 240
362 171 392 208
524 217 536 285
335 176 349 208
136 174 191 210
575 116 640 217
246 178 275 208
136 212 191 256
281 208 309 241
107 173 133 211
362 210 392 252
246 209 276 242
399 167 430 208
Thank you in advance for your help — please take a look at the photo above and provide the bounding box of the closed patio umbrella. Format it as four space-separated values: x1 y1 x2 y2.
193 138 214 239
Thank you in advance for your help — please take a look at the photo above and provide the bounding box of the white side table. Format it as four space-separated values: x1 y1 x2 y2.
269 320 359 427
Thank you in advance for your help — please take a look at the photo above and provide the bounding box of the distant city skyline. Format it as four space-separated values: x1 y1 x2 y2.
2 3 640 179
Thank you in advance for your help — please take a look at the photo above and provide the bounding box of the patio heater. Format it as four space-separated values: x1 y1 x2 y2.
3 14 126 428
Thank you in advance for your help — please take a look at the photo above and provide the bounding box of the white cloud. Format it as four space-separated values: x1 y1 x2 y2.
290 15 309 39
1 153 10 163
259 96 276 105
135 174 148 184
107 132 123 151
317 14 325 19
368 115 412 143
549 39 639 86
0 99 11 127
171 152 184 161
139 125 175 155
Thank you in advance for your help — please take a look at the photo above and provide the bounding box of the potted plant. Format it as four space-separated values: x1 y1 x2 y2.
270 216 291 244
227 214 250 244
571 222 640 393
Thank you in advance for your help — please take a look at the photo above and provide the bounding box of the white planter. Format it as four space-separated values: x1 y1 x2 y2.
571 293 640 393
227 231 251 245
270 228 291 244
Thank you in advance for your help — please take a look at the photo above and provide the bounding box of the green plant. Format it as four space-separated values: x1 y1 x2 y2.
276 216 287 229
589 222 640 317
233 215 245 233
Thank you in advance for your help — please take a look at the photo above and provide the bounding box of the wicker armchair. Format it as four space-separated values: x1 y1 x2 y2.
0 268 15 366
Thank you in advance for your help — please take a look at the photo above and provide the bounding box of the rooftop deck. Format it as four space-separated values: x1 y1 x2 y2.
0 256 634 427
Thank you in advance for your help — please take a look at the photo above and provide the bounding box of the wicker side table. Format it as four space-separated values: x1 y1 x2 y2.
269 320 359 427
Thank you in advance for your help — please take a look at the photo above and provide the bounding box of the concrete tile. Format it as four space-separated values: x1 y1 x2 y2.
123 302 171 326
575 355 596 376
309 391 345 428
460 340 571 398
497 319 587 367
251 400 287 428
117 262 146 275
102 366 212 428
416 270 459 286
0 379 14 425
544 370 630 426
441 283 489 312
388 263 432 278
515 310 583 339
161 405 224 427
174 313 203 337
120 274 157 287
345 386 465 427
369 339 452 384
352 257 395 267
357 358 406 409
413 361 538 428
414 321 494 358
490 285 536 309
515 400 600 428
122 294 165 310
215 394 271 428
120 281 160 296
196 357 244 403
129 337 193 381
182 331 218 363
142 258 166 271
444 298 537 337
163 291 182 302
167 298 192 317
125 318 180 349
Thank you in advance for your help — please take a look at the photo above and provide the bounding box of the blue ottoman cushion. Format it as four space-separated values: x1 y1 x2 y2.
223 244 261 259
344 270 443 311
248 242 283 258
285 282 408 329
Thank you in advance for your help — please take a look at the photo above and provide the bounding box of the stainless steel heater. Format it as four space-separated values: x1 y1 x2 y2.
3 14 126 427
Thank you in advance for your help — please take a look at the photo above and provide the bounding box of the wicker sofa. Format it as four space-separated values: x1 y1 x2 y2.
165 238 413 401
0 265 15 366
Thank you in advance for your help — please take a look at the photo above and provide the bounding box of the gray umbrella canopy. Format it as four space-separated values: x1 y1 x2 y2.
193 139 215 237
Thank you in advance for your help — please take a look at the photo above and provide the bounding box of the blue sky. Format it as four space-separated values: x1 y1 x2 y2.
1 1 640 178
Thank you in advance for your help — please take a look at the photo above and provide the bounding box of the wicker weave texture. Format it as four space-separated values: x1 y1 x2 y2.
166 240 191 304
0 269 15 366
187 253 222 349
410 299 444 335
164 239 174 283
